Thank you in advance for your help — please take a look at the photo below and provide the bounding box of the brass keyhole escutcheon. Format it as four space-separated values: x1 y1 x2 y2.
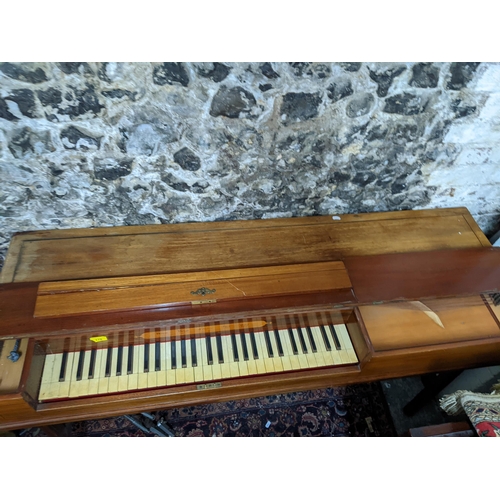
191 287 216 297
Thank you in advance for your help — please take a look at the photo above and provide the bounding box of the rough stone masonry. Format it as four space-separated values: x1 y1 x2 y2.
1 62 500 269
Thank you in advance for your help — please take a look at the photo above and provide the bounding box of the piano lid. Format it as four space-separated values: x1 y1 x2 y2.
0 261 355 339
33 261 354 318
345 247 500 303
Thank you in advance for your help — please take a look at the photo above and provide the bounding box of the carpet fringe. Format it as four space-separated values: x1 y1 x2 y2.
439 390 469 415
440 380 500 416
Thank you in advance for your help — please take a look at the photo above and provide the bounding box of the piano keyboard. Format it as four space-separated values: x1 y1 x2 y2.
38 323 357 401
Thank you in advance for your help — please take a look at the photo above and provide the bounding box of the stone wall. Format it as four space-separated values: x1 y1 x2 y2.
1 62 500 270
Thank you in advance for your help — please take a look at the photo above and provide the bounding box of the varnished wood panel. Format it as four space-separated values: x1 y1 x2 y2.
34 262 352 318
1 208 487 284
360 296 500 351
345 247 500 303
0 281 355 339
0 339 29 394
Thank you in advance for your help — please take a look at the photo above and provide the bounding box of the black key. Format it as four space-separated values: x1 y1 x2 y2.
155 341 161 371
171 340 177 369
59 351 69 382
116 346 123 376
249 332 259 359
231 334 239 362
127 345 134 375
328 325 342 350
274 329 284 357
296 327 308 354
263 329 273 358
181 339 187 368
143 343 149 373
287 328 299 355
105 347 113 377
306 326 317 353
216 336 224 364
88 349 97 379
205 336 213 365
319 325 332 351
191 337 197 367
76 350 85 381
240 333 249 361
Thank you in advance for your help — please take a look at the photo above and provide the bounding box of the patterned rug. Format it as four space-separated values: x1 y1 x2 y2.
440 386 500 437
19 382 396 437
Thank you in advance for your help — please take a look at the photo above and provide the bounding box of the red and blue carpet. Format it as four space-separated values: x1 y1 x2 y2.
20 382 395 437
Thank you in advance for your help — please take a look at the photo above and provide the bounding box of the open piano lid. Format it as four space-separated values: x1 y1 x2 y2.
1 247 500 339
344 247 500 304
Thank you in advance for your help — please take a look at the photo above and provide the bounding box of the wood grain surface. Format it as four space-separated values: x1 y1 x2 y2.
1 207 499 431
1 207 487 284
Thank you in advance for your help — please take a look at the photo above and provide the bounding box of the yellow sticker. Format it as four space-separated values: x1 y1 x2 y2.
90 336 108 343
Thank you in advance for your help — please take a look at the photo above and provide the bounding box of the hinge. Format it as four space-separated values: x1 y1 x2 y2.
191 299 217 305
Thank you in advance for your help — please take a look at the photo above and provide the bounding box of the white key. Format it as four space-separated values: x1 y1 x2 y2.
147 343 158 388
157 342 167 387
210 335 222 380
193 337 204 383
175 340 186 384
87 349 103 395
57 352 74 398
107 348 120 393
98 349 111 394
234 334 248 376
226 335 240 378
314 326 335 365
281 329 301 371
251 332 267 374
46 353 65 400
326 325 347 365
256 332 273 373
276 329 293 371
183 338 195 383
39 354 57 400
268 330 284 372
67 351 82 398
201 337 213 382
118 346 129 392
127 345 139 390
137 344 148 389
335 324 358 363
328 324 344 365
76 349 92 396
165 341 176 386
309 327 328 367
220 335 234 379
244 333 258 375
301 326 319 368
293 328 310 369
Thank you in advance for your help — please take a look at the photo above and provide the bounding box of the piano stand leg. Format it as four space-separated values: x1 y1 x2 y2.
124 413 175 437
402 370 463 417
